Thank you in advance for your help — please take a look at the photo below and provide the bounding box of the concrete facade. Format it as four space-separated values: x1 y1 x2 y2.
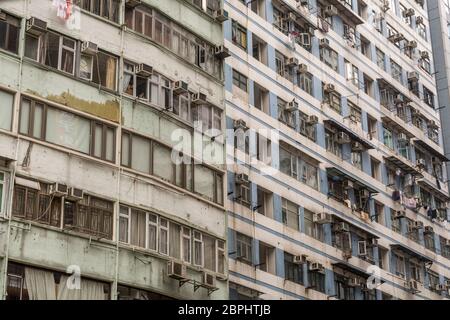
225 0 450 300
0 0 228 300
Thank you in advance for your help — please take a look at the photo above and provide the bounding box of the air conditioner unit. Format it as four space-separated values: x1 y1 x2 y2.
351 142 364 152
313 212 332 224
233 119 248 131
286 99 299 111
368 238 378 247
388 33 404 43
334 221 350 233
50 183 69 196
343 180 354 189
416 158 426 169
403 8 415 17
324 5 338 17
420 51 429 60
192 92 207 104
125 0 141 8
319 38 331 48
406 40 417 49
235 173 249 185
445 239 450 248
360 189 370 199
135 63 153 77
26 17 48 36
287 12 296 22
286 57 299 67
408 279 420 292
435 284 446 292
398 133 408 142
173 80 189 94
336 132 351 144
67 188 84 201
306 115 319 125
416 16 424 24
309 262 324 273
81 41 98 55
347 277 359 287
293 255 308 264
202 272 217 289
297 63 308 74
214 45 231 59
413 221 424 230
324 83 335 93
408 71 420 81
167 261 187 280
423 226 434 234
393 210 406 219
213 9 229 22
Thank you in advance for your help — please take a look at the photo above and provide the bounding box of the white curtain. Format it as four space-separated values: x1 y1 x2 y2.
58 276 106 300
25 267 57 300
0 90 13 131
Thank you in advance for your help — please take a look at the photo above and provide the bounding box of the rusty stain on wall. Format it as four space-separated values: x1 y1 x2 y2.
27 90 120 123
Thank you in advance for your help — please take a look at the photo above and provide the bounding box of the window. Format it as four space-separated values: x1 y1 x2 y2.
279 145 319 190
428 271 440 292
423 86 435 108
298 72 313 95
410 261 421 282
308 267 326 293
236 232 252 264
325 129 342 158
299 112 316 141
390 59 402 83
64 195 113 239
304 209 324 242
232 69 247 91
232 20 247 50
256 186 273 218
345 60 359 87
383 126 393 149
0 172 5 216
323 89 342 114
394 253 406 278
0 89 14 131
119 205 224 273
371 157 380 181
282 198 299 231
335 274 356 300
0 12 20 54
77 0 120 23
320 47 339 72
19 98 116 162
440 236 450 259
25 31 118 91
278 97 295 128
424 232 435 252
284 252 304 285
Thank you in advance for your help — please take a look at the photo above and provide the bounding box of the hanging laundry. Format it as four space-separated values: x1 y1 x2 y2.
402 195 417 210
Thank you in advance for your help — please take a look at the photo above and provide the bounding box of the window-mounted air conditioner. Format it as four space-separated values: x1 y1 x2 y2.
215 45 231 59
403 8 415 17
173 80 189 94
347 277 359 287
136 63 153 77
324 83 335 93
319 38 330 48
423 226 434 235
67 188 84 201
413 221 424 230
233 119 248 131
309 262 324 273
202 272 217 289
306 115 319 125
286 99 299 112
235 173 249 185
81 41 98 55
334 221 350 233
297 63 308 74
26 17 47 36
294 255 308 264
324 5 338 17
286 57 299 67
167 261 187 280
351 141 364 152
408 71 420 81
125 0 141 8
416 158 426 169
313 212 332 224
50 183 68 196
393 210 406 219
191 92 207 104
358 241 367 257
336 132 351 144
214 9 229 23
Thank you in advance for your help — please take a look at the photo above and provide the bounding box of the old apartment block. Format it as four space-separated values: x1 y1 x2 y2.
0 0 228 300
225 0 450 300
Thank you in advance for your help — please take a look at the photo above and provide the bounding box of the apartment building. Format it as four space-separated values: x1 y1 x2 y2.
428 0 450 190
0 0 228 300
225 0 450 300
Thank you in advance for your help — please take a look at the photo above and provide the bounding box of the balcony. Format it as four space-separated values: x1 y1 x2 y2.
324 118 376 150
277 0 318 31
383 152 423 178
416 178 450 202
326 0 365 25
390 243 432 264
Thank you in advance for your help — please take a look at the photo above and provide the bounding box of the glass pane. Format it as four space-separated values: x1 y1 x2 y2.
194 165 214 200
0 90 14 131
131 135 150 173
121 134 130 166
105 128 114 161
19 100 30 134
94 124 103 158
32 103 44 139
153 143 173 182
